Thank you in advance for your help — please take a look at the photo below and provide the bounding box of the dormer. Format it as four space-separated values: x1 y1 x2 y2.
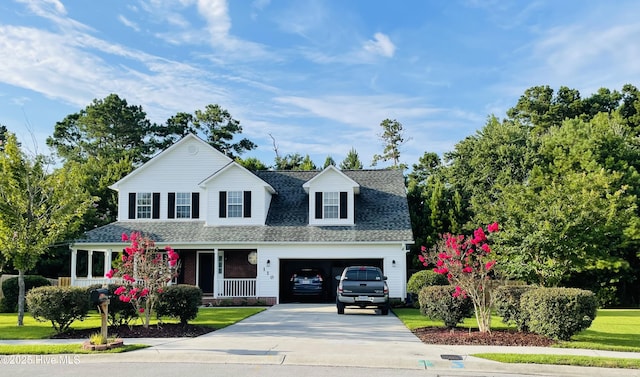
200 162 276 226
303 165 360 226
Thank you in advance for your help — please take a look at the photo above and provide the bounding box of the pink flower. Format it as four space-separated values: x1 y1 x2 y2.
140 288 149 297
114 286 126 295
485 260 496 270
436 259 444 267
121 254 127 262
105 269 115 279
472 227 487 244
481 243 491 253
121 233 129 242
418 255 425 263
420 245 426 252
462 266 473 273
139 308 145 313
488 222 499 233
119 294 131 303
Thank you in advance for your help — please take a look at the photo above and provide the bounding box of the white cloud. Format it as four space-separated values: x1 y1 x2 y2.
118 14 140 32
363 32 395 58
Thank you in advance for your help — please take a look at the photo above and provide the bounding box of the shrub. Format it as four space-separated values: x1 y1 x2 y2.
26 286 91 333
0 275 52 313
85 284 138 327
418 285 473 329
156 285 203 326
520 287 598 340
494 285 535 331
407 270 450 308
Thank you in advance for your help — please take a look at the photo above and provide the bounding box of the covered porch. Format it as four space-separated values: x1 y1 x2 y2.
70 247 258 298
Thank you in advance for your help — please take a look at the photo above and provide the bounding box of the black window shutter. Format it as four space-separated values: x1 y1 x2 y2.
152 192 160 219
219 191 227 218
315 192 323 219
243 191 252 218
128 193 136 219
340 192 348 219
168 193 176 219
192 192 200 219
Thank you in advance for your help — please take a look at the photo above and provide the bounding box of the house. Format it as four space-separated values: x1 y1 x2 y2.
69 134 414 304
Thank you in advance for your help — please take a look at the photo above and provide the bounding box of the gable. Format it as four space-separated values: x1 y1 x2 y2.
110 134 231 191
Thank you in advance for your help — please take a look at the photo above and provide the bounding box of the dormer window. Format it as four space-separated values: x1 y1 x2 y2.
219 191 252 218
323 192 339 219
227 191 243 217
315 192 348 220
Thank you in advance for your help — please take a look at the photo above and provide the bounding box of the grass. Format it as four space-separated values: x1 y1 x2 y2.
473 353 640 369
0 344 148 355
0 306 264 340
393 307 640 370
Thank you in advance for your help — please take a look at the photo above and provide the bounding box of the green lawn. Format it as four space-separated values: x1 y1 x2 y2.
0 344 148 355
393 308 640 370
0 307 264 340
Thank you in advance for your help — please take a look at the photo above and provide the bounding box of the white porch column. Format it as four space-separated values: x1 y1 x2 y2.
213 248 219 299
104 249 113 278
70 248 77 286
87 250 93 279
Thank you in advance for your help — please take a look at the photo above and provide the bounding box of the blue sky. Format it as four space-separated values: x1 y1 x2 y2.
1 0 639 168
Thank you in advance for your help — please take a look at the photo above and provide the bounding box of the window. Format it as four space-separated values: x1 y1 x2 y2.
137 193 152 219
176 192 191 218
227 191 243 218
323 192 339 219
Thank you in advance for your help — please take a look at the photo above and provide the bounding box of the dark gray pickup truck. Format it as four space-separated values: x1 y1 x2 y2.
335 266 389 315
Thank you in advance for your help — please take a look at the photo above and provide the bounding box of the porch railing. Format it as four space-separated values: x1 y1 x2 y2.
71 278 112 287
217 278 257 297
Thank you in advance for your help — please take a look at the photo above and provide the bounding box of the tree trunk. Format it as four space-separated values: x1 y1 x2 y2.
17 269 25 326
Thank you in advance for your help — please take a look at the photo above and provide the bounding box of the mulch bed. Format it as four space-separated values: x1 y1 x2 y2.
52 323 555 347
51 324 216 339
413 327 556 347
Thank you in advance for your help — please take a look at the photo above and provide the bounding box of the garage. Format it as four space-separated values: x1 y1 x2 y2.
279 258 384 303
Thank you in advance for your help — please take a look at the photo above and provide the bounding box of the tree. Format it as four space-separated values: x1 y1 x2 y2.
372 119 408 169
237 157 268 171
46 94 155 165
420 223 500 333
275 153 304 170
107 232 180 328
323 156 335 168
192 104 256 158
340 147 363 170
0 133 94 325
0 124 7 151
299 155 316 171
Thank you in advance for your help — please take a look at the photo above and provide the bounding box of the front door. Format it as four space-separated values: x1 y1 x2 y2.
198 253 215 295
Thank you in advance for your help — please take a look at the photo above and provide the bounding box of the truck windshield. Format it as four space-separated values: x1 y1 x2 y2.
345 269 382 281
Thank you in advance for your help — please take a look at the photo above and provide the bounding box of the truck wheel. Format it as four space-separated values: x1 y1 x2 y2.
337 301 345 314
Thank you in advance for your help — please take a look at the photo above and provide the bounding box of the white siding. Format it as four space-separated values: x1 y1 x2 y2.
204 165 272 226
256 243 406 302
115 138 230 221
307 169 357 226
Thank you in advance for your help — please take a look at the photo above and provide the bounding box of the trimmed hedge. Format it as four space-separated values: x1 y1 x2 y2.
418 285 473 329
520 287 598 340
26 286 91 333
85 284 138 327
494 285 534 331
156 285 203 325
407 270 449 308
0 275 52 313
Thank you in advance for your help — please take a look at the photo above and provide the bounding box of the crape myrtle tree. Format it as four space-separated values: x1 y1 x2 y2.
0 133 94 326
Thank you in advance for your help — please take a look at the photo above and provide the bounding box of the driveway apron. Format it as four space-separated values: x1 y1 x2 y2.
123 304 451 369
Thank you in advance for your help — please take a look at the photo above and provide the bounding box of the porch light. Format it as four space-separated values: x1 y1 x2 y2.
392 260 396 267
266 259 271 267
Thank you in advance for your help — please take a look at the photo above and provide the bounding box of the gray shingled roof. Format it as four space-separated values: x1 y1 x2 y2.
75 169 413 245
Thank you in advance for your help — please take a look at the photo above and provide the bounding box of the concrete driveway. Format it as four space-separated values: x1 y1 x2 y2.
102 304 640 376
